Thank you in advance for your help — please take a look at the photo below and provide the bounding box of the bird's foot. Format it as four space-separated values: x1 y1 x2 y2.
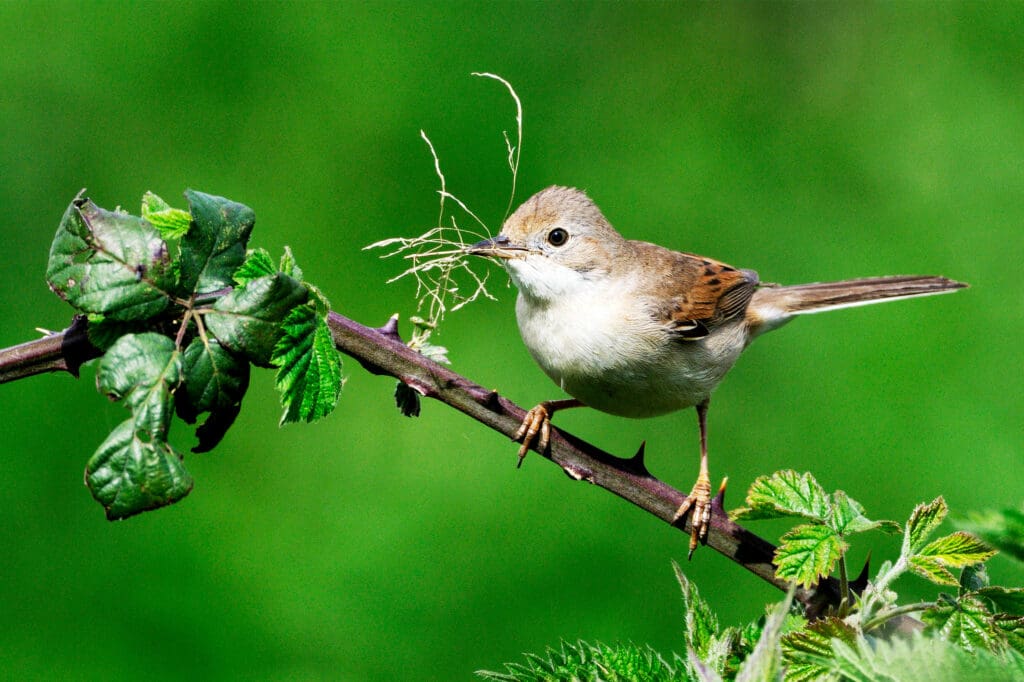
673 475 727 559
513 403 553 467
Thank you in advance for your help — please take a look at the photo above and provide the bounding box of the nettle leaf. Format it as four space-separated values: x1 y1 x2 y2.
734 590 793 682
97 333 181 438
731 470 831 523
829 490 899 536
177 336 251 452
781 617 856 682
179 190 255 293
923 594 1002 653
917 531 997 568
46 194 174 321
141 191 192 240
675 562 719 660
84 420 193 520
774 524 845 588
234 248 276 285
205 272 308 367
904 496 948 556
271 303 343 424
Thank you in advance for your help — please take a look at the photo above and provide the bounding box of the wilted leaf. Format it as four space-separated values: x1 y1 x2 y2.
47 195 174 321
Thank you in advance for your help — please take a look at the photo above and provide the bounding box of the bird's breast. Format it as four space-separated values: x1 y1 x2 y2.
514 290 746 417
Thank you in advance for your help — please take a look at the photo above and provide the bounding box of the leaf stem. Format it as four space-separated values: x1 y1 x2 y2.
861 600 935 633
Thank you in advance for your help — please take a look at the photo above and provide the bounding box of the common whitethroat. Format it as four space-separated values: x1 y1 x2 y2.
467 186 966 557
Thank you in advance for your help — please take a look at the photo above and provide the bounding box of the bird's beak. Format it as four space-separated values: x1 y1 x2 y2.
464 235 530 260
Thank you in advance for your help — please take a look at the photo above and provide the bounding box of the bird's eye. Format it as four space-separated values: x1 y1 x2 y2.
547 228 568 246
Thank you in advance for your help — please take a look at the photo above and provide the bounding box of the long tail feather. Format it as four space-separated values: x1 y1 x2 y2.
748 275 966 334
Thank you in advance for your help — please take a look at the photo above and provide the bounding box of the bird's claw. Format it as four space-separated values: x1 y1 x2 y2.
513 404 552 467
673 475 727 559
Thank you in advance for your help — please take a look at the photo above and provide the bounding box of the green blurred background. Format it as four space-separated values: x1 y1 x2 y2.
1 1 1021 679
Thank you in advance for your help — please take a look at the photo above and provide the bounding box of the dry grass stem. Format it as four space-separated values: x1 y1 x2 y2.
366 73 525 341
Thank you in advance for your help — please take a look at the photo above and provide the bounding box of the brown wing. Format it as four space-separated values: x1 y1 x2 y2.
640 245 759 341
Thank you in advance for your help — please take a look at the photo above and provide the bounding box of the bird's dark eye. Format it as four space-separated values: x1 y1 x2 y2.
547 228 568 246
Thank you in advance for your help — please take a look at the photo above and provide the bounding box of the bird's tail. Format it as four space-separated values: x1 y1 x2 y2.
747 275 966 335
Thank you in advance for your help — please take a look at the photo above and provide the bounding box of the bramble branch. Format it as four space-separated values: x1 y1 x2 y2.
0 309 842 616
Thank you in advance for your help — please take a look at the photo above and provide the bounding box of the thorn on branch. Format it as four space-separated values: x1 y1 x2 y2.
376 314 402 342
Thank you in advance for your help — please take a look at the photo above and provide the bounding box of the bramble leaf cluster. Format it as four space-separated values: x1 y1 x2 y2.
482 472 1024 681
45 190 342 519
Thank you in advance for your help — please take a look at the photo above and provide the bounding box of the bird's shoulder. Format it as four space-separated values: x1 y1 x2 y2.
628 240 759 340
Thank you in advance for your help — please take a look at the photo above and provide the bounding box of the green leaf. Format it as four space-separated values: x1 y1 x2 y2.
675 562 719 660
904 496 948 556
909 556 959 586
730 470 831 523
774 524 845 588
141 191 192 240
179 190 255 294
84 420 193 520
733 589 793 682
97 333 181 438
976 587 1024 615
957 506 1024 562
917 531 997 567
279 245 304 281
46 195 174 321
828 490 899 536
780 617 856 682
234 248 277 285
995 614 1024 655
271 303 343 424
204 272 308 367
923 594 1002 653
829 633 1024 682
477 640 686 682
176 336 251 452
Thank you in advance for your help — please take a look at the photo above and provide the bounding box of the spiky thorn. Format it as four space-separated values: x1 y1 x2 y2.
850 553 871 596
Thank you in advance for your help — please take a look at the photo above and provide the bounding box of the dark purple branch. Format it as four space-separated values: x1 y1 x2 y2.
0 309 842 616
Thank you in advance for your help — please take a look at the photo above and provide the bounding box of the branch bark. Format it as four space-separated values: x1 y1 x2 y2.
0 310 842 616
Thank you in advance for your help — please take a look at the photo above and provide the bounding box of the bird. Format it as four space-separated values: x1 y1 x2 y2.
467 186 966 556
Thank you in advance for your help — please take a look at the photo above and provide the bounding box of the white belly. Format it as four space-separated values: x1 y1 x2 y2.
514 290 747 418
